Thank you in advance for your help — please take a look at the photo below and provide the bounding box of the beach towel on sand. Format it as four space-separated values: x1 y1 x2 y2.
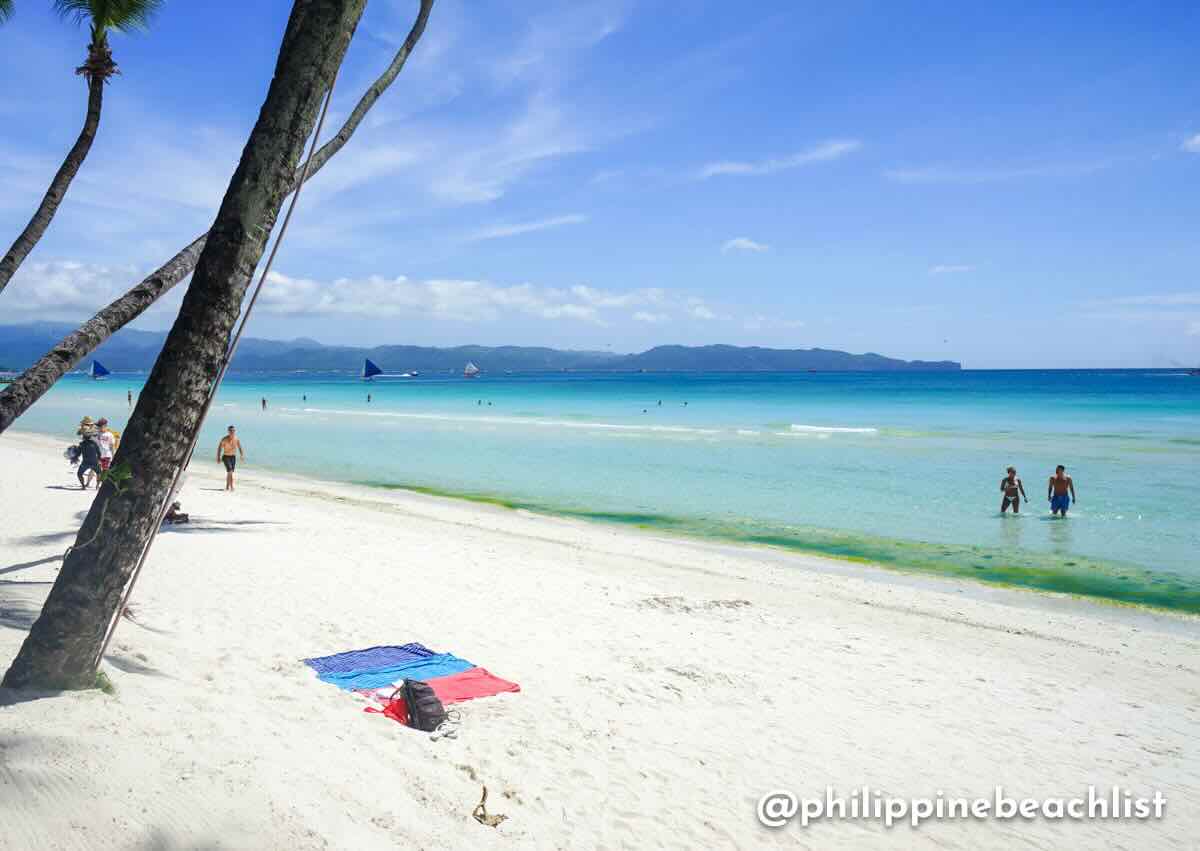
303 642 435 676
318 653 474 691
365 667 520 725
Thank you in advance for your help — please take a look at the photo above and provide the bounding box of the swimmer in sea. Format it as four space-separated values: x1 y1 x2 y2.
1048 465 1077 516
999 466 1028 513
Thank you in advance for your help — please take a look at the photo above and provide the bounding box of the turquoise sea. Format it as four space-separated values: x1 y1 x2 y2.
14 369 1200 613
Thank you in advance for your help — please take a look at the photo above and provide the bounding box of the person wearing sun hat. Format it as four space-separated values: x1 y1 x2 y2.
76 415 96 436
75 427 103 489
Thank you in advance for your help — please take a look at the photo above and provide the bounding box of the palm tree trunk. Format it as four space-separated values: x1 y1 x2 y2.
0 0 435 435
0 39 110 294
2 0 367 692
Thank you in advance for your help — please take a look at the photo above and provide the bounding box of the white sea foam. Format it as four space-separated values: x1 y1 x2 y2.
293 407 724 436
790 424 878 434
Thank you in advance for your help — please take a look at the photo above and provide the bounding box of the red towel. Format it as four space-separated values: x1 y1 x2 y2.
364 667 519 726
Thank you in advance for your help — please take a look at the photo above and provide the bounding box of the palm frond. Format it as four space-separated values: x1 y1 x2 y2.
52 0 95 28
54 0 164 35
0 0 14 26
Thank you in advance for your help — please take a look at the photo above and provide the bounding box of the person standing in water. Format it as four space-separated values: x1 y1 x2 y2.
217 425 245 492
999 466 1028 513
1047 465 1077 516
261 397 267 411
127 389 132 407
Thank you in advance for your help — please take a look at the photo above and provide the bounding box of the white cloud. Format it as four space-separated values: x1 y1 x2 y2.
467 213 587 242
1188 320 1200 336
257 273 685 328
254 271 766 331
571 284 666 308
490 1 630 87
929 264 974 275
722 237 769 253
3 259 143 318
697 139 862 179
258 271 606 325
287 3 642 219
1181 134 1200 154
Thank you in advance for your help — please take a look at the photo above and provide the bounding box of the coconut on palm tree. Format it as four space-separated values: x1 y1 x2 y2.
0 0 163 295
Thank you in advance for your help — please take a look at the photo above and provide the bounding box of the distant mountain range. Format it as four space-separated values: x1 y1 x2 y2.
0 322 960 374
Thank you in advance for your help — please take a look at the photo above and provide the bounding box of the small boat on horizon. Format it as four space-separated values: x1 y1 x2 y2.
464 361 480 378
89 360 111 380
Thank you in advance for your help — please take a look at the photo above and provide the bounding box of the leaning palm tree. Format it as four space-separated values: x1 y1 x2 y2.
0 0 436 435
3 0 368 691
0 0 163 295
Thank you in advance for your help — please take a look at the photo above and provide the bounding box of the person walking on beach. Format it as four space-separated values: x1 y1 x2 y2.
1047 465 1077 516
1000 466 1028 513
76 430 102 489
127 389 132 407
96 418 116 472
217 425 245 492
261 397 267 411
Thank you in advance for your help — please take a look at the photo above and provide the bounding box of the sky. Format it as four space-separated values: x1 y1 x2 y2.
1 0 1199 368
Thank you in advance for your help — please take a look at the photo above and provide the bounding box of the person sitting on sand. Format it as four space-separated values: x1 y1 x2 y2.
76 430 103 490
1048 465 1077 516
1000 466 1028 513
217 425 245 492
163 501 190 524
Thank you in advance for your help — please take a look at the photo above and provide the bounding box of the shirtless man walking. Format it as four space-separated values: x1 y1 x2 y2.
1000 466 1028 513
217 425 245 492
1047 465 1077 516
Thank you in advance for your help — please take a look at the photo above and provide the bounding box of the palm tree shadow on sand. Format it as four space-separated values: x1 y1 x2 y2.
161 520 288 534
0 554 63 577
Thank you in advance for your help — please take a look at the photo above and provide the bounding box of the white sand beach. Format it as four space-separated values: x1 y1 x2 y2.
1 430 1197 850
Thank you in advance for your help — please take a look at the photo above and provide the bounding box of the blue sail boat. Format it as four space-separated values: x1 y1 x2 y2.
89 360 111 380
361 358 384 381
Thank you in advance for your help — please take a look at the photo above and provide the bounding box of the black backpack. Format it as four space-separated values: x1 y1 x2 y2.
395 679 447 732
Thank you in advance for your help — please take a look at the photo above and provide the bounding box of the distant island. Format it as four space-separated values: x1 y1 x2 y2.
0 322 960 373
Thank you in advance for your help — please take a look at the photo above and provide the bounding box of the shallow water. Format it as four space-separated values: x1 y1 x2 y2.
18 369 1200 612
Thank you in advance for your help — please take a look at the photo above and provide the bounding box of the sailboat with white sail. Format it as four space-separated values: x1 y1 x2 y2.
463 361 480 378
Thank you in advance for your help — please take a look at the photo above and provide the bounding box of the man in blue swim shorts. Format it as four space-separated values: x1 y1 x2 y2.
1047 464 1076 516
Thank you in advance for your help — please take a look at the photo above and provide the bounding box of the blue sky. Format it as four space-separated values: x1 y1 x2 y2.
2 0 1198 367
